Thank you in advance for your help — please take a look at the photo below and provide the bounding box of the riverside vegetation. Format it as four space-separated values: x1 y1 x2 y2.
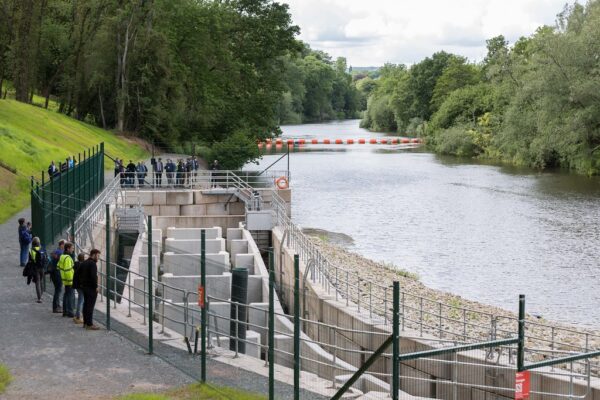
360 1 600 175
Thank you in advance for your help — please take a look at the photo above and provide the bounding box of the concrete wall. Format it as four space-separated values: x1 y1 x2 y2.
271 227 600 400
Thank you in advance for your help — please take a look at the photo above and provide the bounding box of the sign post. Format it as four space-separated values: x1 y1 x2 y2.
515 371 530 400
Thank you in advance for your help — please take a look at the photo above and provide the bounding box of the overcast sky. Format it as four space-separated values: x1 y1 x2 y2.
282 0 573 66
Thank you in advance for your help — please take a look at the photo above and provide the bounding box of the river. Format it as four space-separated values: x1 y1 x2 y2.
246 119 600 327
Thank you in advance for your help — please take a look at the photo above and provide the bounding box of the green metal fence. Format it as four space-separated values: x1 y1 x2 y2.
31 143 105 246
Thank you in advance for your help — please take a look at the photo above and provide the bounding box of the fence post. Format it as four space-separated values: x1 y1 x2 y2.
392 281 400 400
294 254 300 400
517 294 525 372
268 248 275 400
105 204 111 331
147 215 153 355
200 229 206 383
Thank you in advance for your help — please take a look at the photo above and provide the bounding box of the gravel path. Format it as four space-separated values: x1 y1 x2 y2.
0 209 194 400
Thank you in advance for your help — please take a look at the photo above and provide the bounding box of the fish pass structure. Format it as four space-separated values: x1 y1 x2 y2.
45 150 600 399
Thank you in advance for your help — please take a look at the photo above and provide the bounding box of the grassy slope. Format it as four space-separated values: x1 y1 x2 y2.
0 364 11 394
0 99 149 222
117 383 266 400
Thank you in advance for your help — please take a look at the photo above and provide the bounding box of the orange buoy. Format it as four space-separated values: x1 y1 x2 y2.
275 176 289 190
323 139 331 144
298 138 306 145
401 138 410 144
358 138 366 144
335 139 343 144
286 139 294 145
411 138 421 143
347 139 354 144
369 138 377 144
391 138 398 144
311 139 319 144
380 138 388 144
275 138 282 145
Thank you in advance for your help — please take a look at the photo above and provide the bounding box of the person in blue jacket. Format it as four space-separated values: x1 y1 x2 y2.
18 218 32 267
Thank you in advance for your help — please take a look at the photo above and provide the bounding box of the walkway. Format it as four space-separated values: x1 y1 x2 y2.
0 209 326 400
0 210 193 399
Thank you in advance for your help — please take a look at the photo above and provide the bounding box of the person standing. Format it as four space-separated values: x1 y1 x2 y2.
27 237 46 303
58 242 75 318
80 249 101 330
136 161 147 186
48 161 58 179
72 253 85 324
49 240 65 313
125 160 136 187
114 158 121 177
154 157 164 187
210 159 220 188
18 218 32 267
165 159 175 186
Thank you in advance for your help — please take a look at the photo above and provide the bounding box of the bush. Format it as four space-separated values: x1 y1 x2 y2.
0 364 11 394
435 125 480 157
210 130 261 170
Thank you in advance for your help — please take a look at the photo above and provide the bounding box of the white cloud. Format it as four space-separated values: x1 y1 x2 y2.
282 0 571 66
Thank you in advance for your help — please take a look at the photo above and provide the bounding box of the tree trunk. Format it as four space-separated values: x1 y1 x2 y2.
13 0 35 103
98 89 107 129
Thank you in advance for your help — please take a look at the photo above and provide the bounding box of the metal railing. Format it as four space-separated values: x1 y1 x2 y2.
269 190 600 378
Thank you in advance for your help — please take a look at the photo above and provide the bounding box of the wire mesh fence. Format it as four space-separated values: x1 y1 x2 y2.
34 169 600 400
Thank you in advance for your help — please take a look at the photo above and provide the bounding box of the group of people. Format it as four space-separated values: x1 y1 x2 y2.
19 219 101 330
114 158 148 187
47 156 76 179
150 156 201 187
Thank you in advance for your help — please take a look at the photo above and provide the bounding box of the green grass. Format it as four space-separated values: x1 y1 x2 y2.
0 364 11 394
0 99 149 222
117 383 266 400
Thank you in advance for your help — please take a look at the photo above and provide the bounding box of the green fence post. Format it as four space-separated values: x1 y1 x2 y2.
71 223 75 253
147 215 153 354
268 248 275 400
293 254 300 400
105 204 111 331
517 294 525 372
392 281 400 400
100 142 105 190
200 229 206 382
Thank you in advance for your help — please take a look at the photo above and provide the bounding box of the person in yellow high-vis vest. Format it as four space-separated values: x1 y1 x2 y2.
58 243 76 318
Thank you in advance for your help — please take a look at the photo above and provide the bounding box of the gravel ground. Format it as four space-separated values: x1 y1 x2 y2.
0 209 194 400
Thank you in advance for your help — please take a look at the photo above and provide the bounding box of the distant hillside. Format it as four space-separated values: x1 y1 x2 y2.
0 100 149 222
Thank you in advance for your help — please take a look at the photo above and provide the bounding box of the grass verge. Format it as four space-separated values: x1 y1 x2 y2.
0 99 150 223
0 364 11 394
117 383 266 400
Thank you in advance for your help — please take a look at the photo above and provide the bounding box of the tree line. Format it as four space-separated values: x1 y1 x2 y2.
0 0 368 168
361 1 600 175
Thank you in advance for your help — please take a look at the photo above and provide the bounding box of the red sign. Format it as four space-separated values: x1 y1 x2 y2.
198 285 205 308
515 371 530 400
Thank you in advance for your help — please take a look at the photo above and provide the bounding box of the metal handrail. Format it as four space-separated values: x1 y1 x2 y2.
269 190 600 375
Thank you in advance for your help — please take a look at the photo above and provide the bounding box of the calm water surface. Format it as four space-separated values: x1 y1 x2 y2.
247 120 600 327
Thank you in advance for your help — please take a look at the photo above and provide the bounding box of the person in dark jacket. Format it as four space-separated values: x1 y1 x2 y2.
210 159 220 188
27 237 45 303
126 160 136 187
72 253 85 324
165 159 175 186
153 157 164 187
18 218 32 267
49 240 64 313
48 161 58 179
80 249 101 330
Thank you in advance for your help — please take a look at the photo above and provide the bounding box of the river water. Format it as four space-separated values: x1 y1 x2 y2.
246 119 600 327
